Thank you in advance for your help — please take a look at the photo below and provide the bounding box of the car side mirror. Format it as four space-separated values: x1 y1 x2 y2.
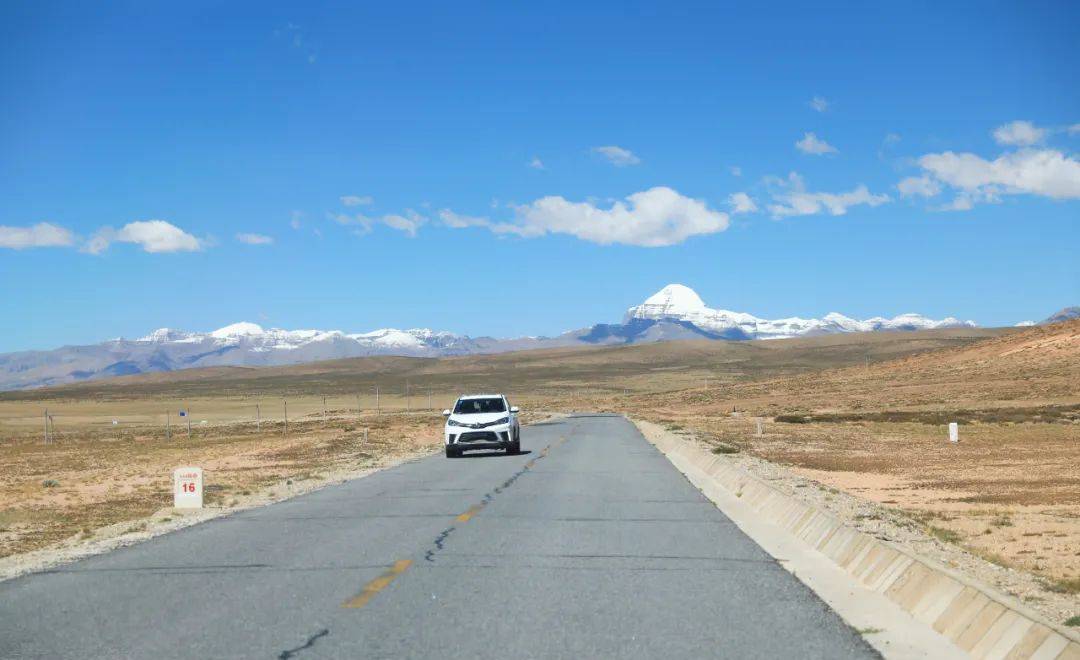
442 409 451 417
510 406 519 413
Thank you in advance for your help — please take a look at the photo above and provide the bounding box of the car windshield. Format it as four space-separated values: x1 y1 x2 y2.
453 398 506 414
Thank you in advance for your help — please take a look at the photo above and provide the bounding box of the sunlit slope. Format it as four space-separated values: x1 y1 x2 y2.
660 320 1079 413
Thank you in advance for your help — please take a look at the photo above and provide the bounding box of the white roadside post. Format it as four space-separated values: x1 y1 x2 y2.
755 417 764 437
173 467 204 508
948 422 959 443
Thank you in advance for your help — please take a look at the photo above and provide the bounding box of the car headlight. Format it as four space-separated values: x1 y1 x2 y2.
494 416 510 425
447 418 467 427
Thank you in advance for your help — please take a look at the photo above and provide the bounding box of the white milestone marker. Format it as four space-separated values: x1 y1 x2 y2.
173 467 204 508
948 422 959 443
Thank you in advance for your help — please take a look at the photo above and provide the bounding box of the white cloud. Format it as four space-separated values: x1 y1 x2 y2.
117 220 202 252
380 211 426 237
332 209 427 238
330 213 370 233
88 220 203 254
290 210 304 230
809 96 829 113
0 222 75 249
992 120 1046 146
591 145 641 167
439 210 491 229
1069 123 1080 136
795 132 837 155
728 192 758 214
527 157 545 170
767 173 890 218
236 233 274 245
442 187 728 247
935 195 977 212
915 148 1080 202
83 235 109 255
729 166 742 177
897 175 942 198
340 195 373 207
883 133 901 147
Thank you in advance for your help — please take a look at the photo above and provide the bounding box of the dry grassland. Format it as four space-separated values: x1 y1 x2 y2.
1 322 1076 615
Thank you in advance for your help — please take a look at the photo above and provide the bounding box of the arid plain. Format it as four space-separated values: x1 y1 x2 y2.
1 321 1076 621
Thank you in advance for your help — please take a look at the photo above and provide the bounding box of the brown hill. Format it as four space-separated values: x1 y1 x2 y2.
662 319 1080 416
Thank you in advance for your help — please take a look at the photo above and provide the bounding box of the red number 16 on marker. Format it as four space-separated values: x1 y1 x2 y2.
182 482 196 493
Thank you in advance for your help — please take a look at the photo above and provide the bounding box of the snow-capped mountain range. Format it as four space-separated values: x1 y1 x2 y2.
624 284 976 340
137 322 477 354
0 283 1003 391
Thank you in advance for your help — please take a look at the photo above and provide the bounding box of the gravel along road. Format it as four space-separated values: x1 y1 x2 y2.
0 414 875 659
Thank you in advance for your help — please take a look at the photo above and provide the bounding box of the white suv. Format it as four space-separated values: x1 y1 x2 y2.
442 394 521 458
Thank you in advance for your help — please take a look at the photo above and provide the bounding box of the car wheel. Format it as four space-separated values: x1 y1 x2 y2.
445 446 458 458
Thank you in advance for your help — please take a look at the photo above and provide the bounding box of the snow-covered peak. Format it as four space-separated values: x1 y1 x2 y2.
635 284 708 316
210 322 266 339
350 328 427 348
139 328 193 342
863 314 975 331
821 312 868 333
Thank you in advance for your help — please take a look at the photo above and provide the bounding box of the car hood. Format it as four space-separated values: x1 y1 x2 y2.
447 412 509 426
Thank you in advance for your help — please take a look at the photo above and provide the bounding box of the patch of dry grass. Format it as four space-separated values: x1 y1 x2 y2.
0 409 440 558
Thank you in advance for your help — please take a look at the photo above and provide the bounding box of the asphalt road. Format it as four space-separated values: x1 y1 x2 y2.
0 414 876 659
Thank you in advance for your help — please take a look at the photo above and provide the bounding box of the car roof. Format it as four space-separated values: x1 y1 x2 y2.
458 394 505 400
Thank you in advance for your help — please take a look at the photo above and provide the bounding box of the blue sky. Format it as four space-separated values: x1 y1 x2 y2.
1 1 1078 352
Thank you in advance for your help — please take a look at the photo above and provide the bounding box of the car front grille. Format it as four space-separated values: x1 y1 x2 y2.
458 431 499 443
455 419 506 429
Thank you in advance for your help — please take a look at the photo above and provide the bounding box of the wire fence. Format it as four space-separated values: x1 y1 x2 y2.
1 386 469 445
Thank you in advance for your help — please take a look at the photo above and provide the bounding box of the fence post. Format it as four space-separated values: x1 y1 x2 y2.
256 403 261 432
283 400 288 438
166 410 171 440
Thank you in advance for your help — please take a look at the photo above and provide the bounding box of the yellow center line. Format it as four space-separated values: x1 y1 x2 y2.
342 434 567 610
455 504 484 523
342 559 413 609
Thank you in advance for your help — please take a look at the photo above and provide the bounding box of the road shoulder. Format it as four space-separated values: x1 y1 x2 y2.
635 418 971 659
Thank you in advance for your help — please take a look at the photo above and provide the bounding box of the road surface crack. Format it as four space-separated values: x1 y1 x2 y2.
278 628 329 659
424 437 566 562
